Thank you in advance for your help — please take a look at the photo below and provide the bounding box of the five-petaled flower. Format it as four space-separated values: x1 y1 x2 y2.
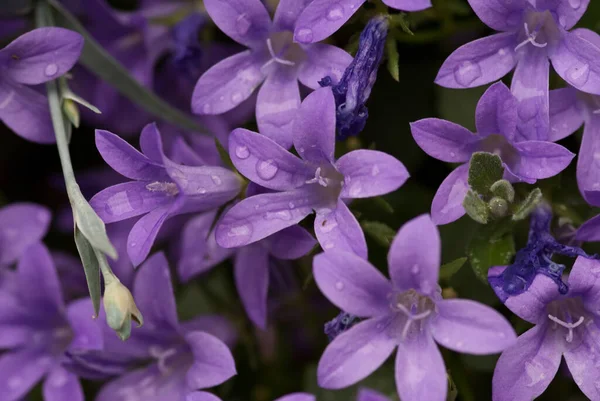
215 87 409 258
314 214 516 401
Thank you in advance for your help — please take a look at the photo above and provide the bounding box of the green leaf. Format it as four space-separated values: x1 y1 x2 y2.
385 36 400 82
373 196 395 214
512 188 543 221
49 0 208 134
467 152 504 196
389 13 413 35
463 190 489 224
362 221 397 247
74 227 101 316
439 257 467 281
467 222 515 282
447 373 459 401
490 179 515 202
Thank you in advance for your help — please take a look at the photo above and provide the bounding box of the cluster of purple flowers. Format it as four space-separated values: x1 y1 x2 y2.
3 0 600 400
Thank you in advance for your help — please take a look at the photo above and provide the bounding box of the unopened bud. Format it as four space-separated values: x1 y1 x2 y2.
63 98 80 128
489 197 508 217
103 280 143 341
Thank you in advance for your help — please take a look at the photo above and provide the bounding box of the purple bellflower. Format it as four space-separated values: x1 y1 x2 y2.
293 0 431 44
192 0 353 148
436 0 600 142
489 203 599 301
0 27 83 143
410 81 574 225
179 206 316 329
0 242 103 401
88 252 237 401
215 87 409 258
313 214 516 401
489 257 600 401
273 388 391 401
90 123 242 266
320 16 388 140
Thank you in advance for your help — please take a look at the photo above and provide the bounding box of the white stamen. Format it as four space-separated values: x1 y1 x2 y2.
548 314 584 343
263 38 296 68
305 167 329 187
395 303 433 340
515 23 548 51
149 346 178 374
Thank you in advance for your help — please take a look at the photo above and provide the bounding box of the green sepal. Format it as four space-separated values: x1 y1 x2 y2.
439 257 467 281
512 188 543 221
463 190 489 224
361 221 397 247
489 196 509 218
490 179 515 202
467 152 504 196
385 36 400 82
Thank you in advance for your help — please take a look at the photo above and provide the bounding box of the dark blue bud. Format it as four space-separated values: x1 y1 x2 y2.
324 311 358 341
319 16 388 140
171 13 205 80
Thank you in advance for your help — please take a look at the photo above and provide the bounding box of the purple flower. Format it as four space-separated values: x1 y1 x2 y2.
178 205 316 329
410 81 574 225
489 203 599 301
436 0 600 141
293 0 431 44
489 256 600 401
273 388 391 401
215 87 408 258
192 0 353 148
0 242 103 401
320 16 388 140
94 252 237 401
314 215 516 401
90 123 242 266
0 27 83 143
324 311 358 341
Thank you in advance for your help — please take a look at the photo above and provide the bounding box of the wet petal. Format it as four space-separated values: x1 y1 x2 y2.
548 87 583 142
577 115 600 197
0 202 50 265
464 0 529 31
43 366 83 401
550 29 600 96
566 257 600 311
180 315 238 348
475 81 518 139
229 128 312 191
395 333 446 401
317 316 396 388
203 0 271 48
215 190 316 248
430 164 469 225
356 388 392 401
576 214 600 241
0 349 54 401
388 214 440 293
3 27 83 85
127 202 178 267
337 150 409 199
410 119 477 163
431 299 516 354
187 392 224 401
17 242 64 312
313 250 391 317
536 0 590 30
293 0 366 44
66 299 103 352
234 244 270 328
185 331 237 389
298 44 352 89
256 67 301 149
492 325 562 401
511 140 574 180
192 51 267 115
90 181 172 224
268 225 316 260
273 394 315 401
314 200 367 258
435 32 517 88
381 0 431 11
563 321 600 400
511 47 550 142
293 87 336 163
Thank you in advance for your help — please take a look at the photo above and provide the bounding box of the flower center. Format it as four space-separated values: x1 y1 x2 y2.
515 11 559 52
389 289 436 340
261 31 305 71
478 134 519 167
546 297 588 344
146 181 180 196
148 344 191 375
305 163 344 207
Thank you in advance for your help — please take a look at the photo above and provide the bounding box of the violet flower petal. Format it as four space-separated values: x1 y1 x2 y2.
42 366 84 401
577 115 600 196
511 140 574 180
185 331 237 389
430 164 470 225
66 299 103 352
435 32 517 88
2 27 83 85
465 0 530 31
563 327 600 400
565 257 600 311
536 0 589 30
550 29 600 95
381 0 431 12
548 87 583 142
410 119 477 163
293 87 336 163
475 81 518 139
268 225 316 260
314 200 367 258
431 299 516 354
313 251 391 317
293 0 367 44
0 349 54 401
274 394 315 401
356 388 392 401
0 203 50 266
336 150 409 199
234 244 270 329
317 316 396 389
576 214 600 242
298 44 352 90
203 0 271 48
17 242 64 312
180 315 238 348
395 333 446 401
187 392 224 401
127 202 177 267
388 214 440 293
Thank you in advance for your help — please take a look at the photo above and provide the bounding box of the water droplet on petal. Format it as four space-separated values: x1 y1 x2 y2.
569 0 581 9
235 145 250 159
211 175 222 185
264 210 292 221
202 104 211 113
231 92 243 104
8 377 22 389
51 370 68 387
326 5 344 21
45 63 58 77
371 165 380 176
453 61 482 87
335 281 344 290
296 28 314 43
323 240 335 250
256 159 278 180
411 264 420 274
567 63 590 87
227 223 253 246
349 182 362 197
236 14 251 36
288 201 295 209
126 190 143 210
130 241 137 248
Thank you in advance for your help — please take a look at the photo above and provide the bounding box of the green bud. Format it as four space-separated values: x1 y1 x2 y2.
489 197 509 217
63 98 80 128
463 190 489 224
103 280 143 341
490 179 515 202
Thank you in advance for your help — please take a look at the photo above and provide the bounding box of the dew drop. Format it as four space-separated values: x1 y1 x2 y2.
349 182 362 197
235 145 250 159
371 165 380 176
567 63 590 87
569 0 581 9
202 104 211 114
45 63 58 77
236 14 251 36
449 151 456 158
256 159 279 180
456 341 464 348
288 201 295 209
453 61 482 87
126 189 143 210
264 210 292 221
411 264 420 274
295 28 314 43
231 92 243 104
323 241 335 250
8 377 22 389
51 370 68 387
326 5 344 21
335 281 344 290
211 175 222 185
130 241 137 248
227 223 253 246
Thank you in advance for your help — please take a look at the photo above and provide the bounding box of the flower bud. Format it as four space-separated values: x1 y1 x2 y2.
489 197 509 217
103 280 143 341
